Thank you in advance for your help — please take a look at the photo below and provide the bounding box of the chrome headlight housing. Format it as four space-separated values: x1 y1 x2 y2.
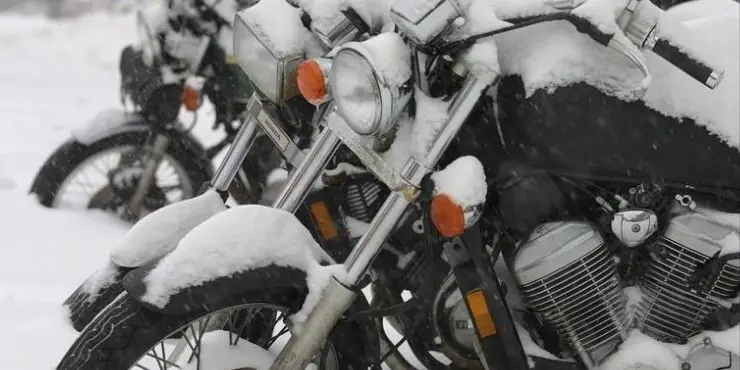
390 0 462 45
329 39 412 136
233 1 306 104
136 9 162 67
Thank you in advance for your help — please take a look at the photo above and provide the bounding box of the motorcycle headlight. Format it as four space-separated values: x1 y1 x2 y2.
329 39 412 136
136 10 161 67
233 0 305 104
390 0 462 45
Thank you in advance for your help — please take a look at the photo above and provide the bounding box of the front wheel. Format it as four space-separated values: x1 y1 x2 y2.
58 291 372 370
30 130 207 222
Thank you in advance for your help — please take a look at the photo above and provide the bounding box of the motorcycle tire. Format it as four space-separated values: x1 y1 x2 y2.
30 130 209 220
58 291 372 370
63 263 129 332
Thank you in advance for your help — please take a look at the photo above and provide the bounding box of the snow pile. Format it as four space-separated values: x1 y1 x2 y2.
642 0 740 148
598 330 682 370
490 0 563 20
431 156 487 208
494 15 649 101
240 0 307 56
490 0 740 148
110 190 226 268
299 0 395 33
571 0 627 35
360 32 412 87
411 89 449 157
455 0 506 84
78 261 120 300
140 204 347 324
179 332 275 370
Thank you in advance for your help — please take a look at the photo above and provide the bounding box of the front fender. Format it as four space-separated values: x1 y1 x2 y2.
123 263 380 367
124 263 308 315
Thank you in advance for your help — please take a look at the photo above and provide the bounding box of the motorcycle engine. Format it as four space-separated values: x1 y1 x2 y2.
506 211 740 369
635 211 740 343
511 221 628 368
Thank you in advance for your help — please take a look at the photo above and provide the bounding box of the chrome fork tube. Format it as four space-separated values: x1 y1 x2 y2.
272 189 410 370
211 117 258 192
272 77 491 370
272 128 341 212
344 192 410 283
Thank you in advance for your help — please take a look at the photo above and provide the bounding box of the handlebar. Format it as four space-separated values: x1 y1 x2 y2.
620 0 725 89
645 28 725 89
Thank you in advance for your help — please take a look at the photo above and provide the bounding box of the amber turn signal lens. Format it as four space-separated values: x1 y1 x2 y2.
430 194 465 238
297 59 326 105
465 289 497 338
181 86 200 112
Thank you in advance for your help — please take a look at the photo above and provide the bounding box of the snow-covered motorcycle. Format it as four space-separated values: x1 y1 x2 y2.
30 0 283 223
56 0 323 332
58 0 740 369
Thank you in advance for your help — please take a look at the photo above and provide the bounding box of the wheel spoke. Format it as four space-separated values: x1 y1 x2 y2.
134 305 287 369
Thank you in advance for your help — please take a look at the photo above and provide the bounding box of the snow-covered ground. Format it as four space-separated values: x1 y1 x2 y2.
0 11 224 368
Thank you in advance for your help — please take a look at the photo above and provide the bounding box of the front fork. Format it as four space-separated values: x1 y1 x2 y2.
128 133 170 217
271 77 492 369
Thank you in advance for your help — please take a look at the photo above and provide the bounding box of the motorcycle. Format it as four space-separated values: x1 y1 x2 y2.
56 0 320 332
58 0 740 369
29 0 282 223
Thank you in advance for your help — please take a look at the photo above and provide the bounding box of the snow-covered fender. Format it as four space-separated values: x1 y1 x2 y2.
121 204 379 363
110 190 227 268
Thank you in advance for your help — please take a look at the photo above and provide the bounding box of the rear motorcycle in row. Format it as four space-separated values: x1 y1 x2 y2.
58 0 740 369
30 0 279 223
54 0 300 332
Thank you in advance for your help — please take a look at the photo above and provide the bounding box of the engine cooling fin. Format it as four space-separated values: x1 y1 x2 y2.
636 212 740 343
513 221 628 369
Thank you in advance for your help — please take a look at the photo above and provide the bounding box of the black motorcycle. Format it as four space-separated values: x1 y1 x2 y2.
57 0 740 369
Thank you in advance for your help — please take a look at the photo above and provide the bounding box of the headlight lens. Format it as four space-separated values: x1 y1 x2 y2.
330 50 382 135
329 39 411 136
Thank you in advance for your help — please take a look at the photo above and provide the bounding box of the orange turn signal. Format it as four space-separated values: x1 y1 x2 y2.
297 59 327 106
430 194 465 238
181 85 200 112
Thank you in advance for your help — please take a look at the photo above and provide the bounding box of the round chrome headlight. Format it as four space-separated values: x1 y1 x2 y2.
329 40 411 136
329 50 382 135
